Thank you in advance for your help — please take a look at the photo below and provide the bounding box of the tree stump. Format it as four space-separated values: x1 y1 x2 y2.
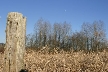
4 12 26 72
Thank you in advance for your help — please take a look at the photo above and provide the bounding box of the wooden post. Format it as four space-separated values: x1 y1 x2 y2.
4 12 26 72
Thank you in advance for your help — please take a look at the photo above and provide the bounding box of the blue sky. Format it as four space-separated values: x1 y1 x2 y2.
0 0 108 43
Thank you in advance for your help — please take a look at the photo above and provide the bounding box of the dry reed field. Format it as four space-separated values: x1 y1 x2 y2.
0 48 108 72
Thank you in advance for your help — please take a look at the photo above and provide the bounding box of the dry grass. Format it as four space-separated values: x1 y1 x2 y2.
0 48 108 72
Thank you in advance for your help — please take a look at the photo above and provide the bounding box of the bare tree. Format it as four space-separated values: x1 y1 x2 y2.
53 23 61 48
81 20 106 52
26 33 35 48
92 20 106 51
34 18 51 48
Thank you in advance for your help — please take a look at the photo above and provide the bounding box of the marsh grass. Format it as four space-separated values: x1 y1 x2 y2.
0 48 108 72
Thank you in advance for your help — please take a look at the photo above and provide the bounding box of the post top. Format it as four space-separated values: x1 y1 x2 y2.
7 12 26 20
8 12 23 15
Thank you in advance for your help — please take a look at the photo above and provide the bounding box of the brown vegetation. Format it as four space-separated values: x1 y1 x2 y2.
0 48 108 72
0 43 5 54
0 48 4 54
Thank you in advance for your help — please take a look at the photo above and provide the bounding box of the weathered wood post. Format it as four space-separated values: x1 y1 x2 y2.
4 12 26 72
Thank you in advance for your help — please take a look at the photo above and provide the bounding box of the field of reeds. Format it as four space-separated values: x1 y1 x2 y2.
0 47 108 72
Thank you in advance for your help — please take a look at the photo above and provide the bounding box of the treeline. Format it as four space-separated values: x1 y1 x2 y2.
26 18 108 52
